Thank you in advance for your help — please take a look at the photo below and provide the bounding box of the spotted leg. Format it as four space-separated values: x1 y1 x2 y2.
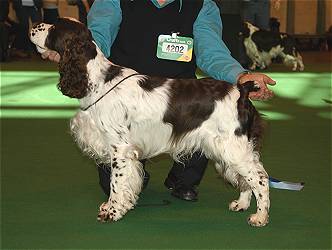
215 136 270 227
233 160 269 227
97 144 144 222
215 163 252 212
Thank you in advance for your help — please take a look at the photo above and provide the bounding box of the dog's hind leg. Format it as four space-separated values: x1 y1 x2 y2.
214 136 270 227
281 52 302 71
229 189 252 212
97 144 144 222
215 163 252 212
296 52 304 71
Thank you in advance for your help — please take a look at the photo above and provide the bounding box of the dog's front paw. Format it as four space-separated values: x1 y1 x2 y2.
97 201 123 222
247 213 269 227
229 200 250 212
97 202 113 222
97 210 112 222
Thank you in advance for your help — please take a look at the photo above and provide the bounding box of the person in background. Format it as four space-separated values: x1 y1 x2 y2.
76 0 94 26
12 0 42 55
43 0 59 25
42 0 276 202
214 0 243 63
1 0 12 61
242 0 281 30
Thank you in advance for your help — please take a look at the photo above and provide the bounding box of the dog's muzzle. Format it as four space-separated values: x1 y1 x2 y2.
30 23 53 54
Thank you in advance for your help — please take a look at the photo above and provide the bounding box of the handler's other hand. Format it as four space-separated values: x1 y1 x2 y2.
41 50 60 63
237 72 276 100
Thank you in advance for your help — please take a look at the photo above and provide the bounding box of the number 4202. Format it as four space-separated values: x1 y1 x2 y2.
163 43 188 54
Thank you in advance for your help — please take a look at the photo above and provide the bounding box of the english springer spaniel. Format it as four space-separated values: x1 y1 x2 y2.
30 18 270 227
241 22 304 71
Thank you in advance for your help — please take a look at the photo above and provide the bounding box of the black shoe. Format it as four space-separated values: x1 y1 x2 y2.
171 186 198 202
164 174 177 190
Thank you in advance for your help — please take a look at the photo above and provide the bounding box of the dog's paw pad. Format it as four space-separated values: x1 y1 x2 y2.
97 202 115 222
247 213 269 227
97 211 111 222
229 200 249 212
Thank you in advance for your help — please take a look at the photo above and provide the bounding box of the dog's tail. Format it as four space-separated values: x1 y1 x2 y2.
236 81 265 150
238 81 260 96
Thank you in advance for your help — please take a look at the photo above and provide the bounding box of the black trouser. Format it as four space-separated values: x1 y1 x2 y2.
220 13 249 66
221 14 241 61
77 0 88 26
98 152 208 196
14 6 42 51
0 23 9 62
165 152 208 188
98 159 147 196
43 8 59 25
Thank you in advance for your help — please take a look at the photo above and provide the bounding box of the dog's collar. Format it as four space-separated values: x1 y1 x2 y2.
81 73 141 111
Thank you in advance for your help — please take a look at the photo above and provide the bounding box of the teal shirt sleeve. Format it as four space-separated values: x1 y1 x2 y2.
193 0 246 84
87 0 122 57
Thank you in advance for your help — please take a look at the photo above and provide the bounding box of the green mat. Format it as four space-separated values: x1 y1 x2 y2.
1 58 331 249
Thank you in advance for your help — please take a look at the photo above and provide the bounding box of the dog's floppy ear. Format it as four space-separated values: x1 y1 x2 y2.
58 37 96 99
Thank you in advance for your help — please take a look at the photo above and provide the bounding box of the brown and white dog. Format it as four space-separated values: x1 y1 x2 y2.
30 18 270 227
241 22 304 71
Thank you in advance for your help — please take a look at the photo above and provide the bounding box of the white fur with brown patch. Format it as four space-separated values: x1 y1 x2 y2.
69 47 270 226
30 18 270 227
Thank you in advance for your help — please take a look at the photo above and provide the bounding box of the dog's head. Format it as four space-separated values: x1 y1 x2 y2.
239 22 259 38
30 18 97 99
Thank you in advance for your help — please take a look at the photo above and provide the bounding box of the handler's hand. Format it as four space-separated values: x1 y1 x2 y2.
41 50 60 63
237 72 276 100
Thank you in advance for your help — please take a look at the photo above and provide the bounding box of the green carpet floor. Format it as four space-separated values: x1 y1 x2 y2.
1 54 331 249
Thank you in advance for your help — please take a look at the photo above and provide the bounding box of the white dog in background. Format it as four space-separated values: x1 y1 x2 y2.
241 22 304 71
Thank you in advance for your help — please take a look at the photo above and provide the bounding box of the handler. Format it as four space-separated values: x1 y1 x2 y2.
43 0 275 201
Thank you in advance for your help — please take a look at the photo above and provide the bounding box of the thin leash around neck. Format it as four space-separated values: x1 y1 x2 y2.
81 73 141 111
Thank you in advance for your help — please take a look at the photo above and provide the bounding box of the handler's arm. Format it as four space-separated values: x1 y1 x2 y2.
87 0 122 57
193 0 246 84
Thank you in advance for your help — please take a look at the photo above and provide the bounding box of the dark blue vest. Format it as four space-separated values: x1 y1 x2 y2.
110 0 203 79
